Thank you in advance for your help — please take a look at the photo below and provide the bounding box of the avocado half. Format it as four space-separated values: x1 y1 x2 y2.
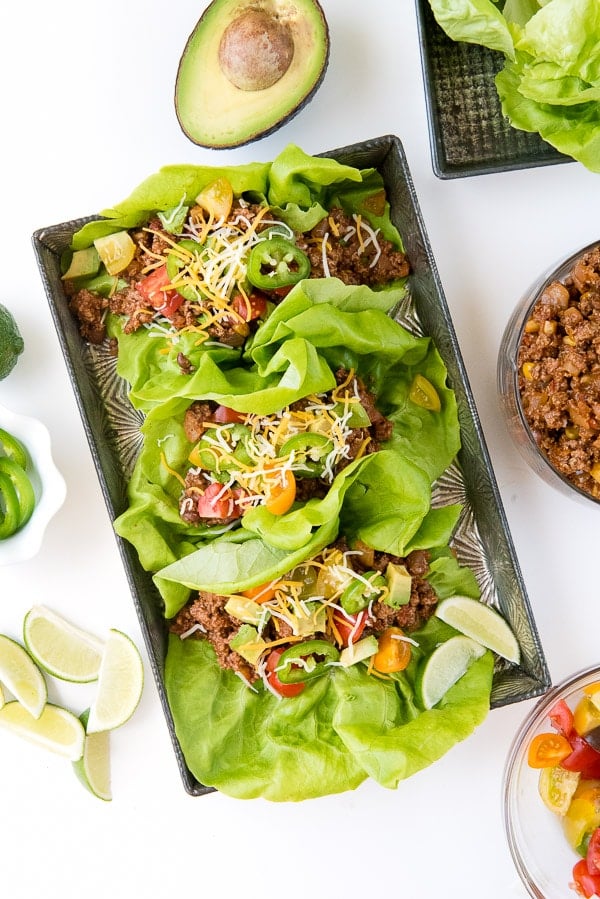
174 0 330 149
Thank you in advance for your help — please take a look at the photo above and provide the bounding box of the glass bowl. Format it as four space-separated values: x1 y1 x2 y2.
504 665 600 899
497 240 600 507
0 403 66 565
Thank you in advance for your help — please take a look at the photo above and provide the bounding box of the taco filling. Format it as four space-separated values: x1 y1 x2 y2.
64 185 409 348
176 367 392 527
170 537 438 693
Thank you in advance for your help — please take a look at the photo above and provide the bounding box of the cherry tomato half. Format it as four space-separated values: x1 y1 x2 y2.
137 265 184 319
562 734 600 778
373 626 412 673
213 405 247 424
572 859 600 898
549 698 575 736
264 469 296 516
265 647 305 698
332 609 368 647
232 292 268 322
527 732 573 768
196 483 244 520
242 581 279 604
588 828 600 876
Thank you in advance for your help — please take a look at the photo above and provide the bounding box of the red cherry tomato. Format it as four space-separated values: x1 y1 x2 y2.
587 828 600 876
572 859 600 898
195 482 244 520
265 647 305 698
332 609 368 647
562 734 600 776
549 699 575 736
137 265 184 319
213 405 247 424
232 292 268 322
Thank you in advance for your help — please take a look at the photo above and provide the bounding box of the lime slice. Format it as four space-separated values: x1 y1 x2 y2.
23 605 105 683
0 701 84 760
416 635 486 710
435 595 521 664
73 710 112 801
86 629 144 734
0 634 47 718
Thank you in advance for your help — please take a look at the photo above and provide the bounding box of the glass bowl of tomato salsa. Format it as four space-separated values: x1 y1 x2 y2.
504 666 600 899
497 239 600 508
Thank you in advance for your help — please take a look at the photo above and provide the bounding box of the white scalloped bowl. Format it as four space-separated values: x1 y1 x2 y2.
0 404 66 565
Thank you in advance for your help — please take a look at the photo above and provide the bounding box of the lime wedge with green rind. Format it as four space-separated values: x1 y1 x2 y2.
0 634 47 718
23 605 105 683
416 635 487 710
73 709 112 801
0 700 84 760
86 629 144 734
435 595 520 664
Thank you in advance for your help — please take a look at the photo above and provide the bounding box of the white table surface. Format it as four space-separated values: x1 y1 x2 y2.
1 2 598 897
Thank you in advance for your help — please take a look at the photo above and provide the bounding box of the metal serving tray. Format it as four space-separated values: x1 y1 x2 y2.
32 134 550 795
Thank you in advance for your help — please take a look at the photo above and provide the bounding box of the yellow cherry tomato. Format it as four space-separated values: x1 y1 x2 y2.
372 626 412 673
264 469 296 516
194 177 233 221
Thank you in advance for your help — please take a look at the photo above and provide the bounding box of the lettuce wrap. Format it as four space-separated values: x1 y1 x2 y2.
163 543 493 801
113 287 460 617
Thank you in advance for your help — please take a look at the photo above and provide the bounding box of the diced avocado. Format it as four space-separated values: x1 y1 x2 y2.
61 247 101 281
224 596 264 625
339 635 378 668
384 562 412 608
229 624 267 665
174 0 330 149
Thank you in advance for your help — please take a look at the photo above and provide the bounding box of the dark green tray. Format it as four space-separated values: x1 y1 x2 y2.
414 0 569 178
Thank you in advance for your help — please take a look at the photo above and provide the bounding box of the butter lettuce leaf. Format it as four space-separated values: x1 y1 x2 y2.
164 616 493 800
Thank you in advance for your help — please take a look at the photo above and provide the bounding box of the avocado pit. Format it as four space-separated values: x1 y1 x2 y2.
218 8 294 91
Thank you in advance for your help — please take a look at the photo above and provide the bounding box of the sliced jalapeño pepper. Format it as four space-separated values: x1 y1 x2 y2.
276 639 340 684
247 238 311 290
0 456 35 529
277 433 334 478
0 470 21 538
0 427 29 470
340 571 385 615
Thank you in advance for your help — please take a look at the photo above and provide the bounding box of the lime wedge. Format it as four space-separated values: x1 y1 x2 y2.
0 634 47 718
73 710 112 801
435 595 521 664
23 605 104 683
86 629 144 734
416 635 486 710
0 700 84 759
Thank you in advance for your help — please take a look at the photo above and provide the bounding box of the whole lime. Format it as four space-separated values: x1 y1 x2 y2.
0 304 24 380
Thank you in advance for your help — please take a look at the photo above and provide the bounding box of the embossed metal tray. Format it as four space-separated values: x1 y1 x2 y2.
32 134 550 796
414 0 569 179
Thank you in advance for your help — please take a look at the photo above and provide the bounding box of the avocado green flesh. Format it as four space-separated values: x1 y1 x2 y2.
175 0 330 149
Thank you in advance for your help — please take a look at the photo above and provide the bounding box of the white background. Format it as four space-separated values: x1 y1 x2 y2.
0 2 598 897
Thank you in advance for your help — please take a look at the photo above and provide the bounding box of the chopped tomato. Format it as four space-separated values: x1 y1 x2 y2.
549 698 575 736
213 405 247 424
264 469 296 515
265 647 305 698
242 581 279 603
373 626 412 673
231 292 268 322
588 828 600 876
572 859 600 898
271 285 293 298
332 609 368 647
562 734 600 778
137 265 184 319
196 482 244 520
527 732 573 768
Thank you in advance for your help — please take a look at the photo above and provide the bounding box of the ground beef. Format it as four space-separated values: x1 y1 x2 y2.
67 289 108 344
170 593 255 681
297 207 410 286
517 246 600 500
183 400 217 443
